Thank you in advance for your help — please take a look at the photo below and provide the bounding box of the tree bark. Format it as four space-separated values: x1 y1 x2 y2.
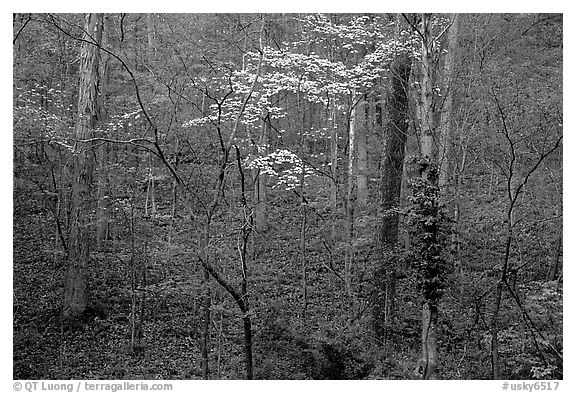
96 14 111 248
63 13 103 322
330 97 338 238
345 91 358 294
300 158 308 319
380 54 411 245
416 13 440 379
146 13 156 65
374 37 412 346
356 96 368 209
254 114 269 232
547 233 562 281
419 14 435 165
421 303 439 379
438 14 459 192
200 219 212 380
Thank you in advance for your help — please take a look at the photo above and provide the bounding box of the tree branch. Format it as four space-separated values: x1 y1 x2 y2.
13 13 32 44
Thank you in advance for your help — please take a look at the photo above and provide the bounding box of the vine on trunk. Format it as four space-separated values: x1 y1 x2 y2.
407 161 450 307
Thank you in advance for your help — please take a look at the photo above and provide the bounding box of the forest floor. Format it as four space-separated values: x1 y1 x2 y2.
13 187 562 379
14 193 417 380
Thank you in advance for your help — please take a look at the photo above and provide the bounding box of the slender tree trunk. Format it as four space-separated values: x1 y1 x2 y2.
330 97 338 238
438 14 459 192
236 147 254 379
491 225 512 380
438 13 462 294
345 91 358 294
454 145 468 295
168 138 179 246
419 14 435 165
146 13 156 65
296 87 309 317
96 15 111 248
547 233 562 281
63 13 103 322
417 14 441 379
254 114 269 232
145 155 157 217
421 303 439 379
300 159 308 319
242 313 253 379
96 146 110 247
356 96 368 209
200 219 212 380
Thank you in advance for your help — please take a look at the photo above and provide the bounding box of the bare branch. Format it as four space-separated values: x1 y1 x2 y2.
13 13 32 44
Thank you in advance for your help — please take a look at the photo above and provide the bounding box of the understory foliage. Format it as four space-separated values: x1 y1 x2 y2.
13 13 562 380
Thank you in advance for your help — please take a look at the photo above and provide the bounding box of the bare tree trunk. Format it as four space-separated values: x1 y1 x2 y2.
96 145 110 247
419 15 435 165
168 137 179 246
254 114 269 232
345 91 358 294
236 147 254 379
453 144 468 295
145 155 157 217
547 233 562 281
416 13 440 379
439 13 462 294
296 86 309 317
200 219 212 379
438 14 459 192
357 96 368 210
63 13 103 322
300 158 308 319
330 98 338 238
421 303 439 379
96 15 111 248
491 228 511 380
146 13 156 65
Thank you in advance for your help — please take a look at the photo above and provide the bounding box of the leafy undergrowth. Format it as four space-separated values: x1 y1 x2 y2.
13 189 562 379
13 186 410 380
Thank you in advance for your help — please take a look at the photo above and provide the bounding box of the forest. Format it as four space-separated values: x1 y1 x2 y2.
13 13 563 380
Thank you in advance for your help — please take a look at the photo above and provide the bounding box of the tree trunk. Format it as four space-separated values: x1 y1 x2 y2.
300 159 308 319
146 13 156 65
380 53 411 245
547 233 562 281
254 115 269 232
96 15 111 248
438 14 459 192
419 15 435 165
374 42 412 346
416 14 442 379
356 96 368 209
453 143 468 295
330 97 338 238
491 229 512 380
345 91 358 294
242 313 253 379
200 217 212 380
421 303 439 379
439 14 462 294
63 13 102 322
